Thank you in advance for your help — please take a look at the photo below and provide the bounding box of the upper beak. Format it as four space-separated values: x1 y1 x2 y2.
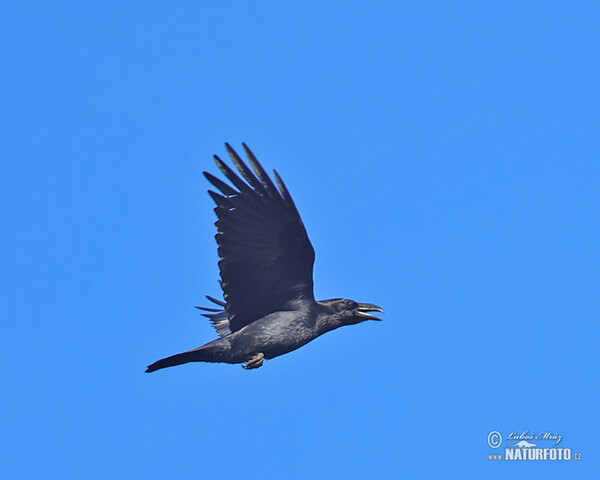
355 303 384 321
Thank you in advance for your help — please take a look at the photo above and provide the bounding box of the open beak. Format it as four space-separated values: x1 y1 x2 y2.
355 303 384 321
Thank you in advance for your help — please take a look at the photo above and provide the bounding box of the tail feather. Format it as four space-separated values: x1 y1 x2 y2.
146 347 206 373
146 338 232 373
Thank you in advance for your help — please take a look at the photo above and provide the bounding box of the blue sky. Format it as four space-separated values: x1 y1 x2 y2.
1 2 598 478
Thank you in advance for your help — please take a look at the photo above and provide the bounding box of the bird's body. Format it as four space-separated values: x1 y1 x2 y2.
148 300 317 371
146 144 382 373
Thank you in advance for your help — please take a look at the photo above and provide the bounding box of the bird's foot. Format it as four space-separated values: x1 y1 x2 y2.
242 352 264 370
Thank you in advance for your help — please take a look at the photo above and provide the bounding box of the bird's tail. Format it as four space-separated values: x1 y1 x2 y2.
145 346 208 373
145 338 232 373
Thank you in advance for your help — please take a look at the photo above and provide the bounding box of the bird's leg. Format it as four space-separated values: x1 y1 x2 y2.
242 352 264 370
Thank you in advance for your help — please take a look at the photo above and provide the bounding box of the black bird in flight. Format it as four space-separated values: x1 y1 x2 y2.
146 143 383 372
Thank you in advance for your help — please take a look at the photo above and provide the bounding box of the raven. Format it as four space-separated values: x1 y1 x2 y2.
146 143 383 372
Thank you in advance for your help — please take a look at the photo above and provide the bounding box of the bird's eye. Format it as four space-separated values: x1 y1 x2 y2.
347 301 355 308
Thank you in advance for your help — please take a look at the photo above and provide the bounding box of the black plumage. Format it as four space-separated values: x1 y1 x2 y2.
146 143 382 372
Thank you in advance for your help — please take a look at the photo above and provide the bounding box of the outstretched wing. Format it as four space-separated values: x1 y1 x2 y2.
204 143 315 332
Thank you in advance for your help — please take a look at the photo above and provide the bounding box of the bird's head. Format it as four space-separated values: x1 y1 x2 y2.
317 298 384 331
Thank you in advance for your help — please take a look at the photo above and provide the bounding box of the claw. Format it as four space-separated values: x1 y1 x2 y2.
242 352 264 370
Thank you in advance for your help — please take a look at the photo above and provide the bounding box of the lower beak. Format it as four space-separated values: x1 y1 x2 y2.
356 303 384 321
